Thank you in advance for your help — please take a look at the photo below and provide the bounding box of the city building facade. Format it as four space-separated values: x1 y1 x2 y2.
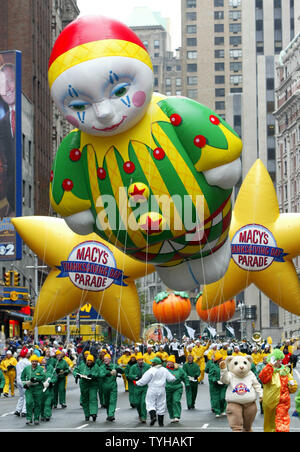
180 0 300 343
0 0 79 337
274 32 300 340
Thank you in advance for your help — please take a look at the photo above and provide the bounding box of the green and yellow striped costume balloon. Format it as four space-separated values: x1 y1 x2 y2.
50 93 242 266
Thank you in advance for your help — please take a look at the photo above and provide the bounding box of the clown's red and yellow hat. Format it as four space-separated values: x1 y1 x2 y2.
48 15 153 89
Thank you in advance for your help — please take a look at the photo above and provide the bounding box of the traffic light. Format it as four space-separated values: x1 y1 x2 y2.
4 271 12 286
13 271 20 286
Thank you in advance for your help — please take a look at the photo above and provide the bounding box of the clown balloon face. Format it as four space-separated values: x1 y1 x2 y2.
49 15 154 136
51 56 153 136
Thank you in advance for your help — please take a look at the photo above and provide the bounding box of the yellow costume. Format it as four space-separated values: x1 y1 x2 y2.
142 351 156 365
0 354 17 396
117 352 132 391
191 342 210 382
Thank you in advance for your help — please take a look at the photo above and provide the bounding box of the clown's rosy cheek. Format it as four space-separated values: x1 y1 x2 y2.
65 115 80 128
132 91 146 108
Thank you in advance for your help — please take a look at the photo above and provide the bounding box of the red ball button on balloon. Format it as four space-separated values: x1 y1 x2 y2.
50 170 54 182
97 167 106 180
170 113 182 126
194 135 207 148
209 115 220 125
62 179 73 191
153 147 165 160
123 161 135 174
69 148 81 161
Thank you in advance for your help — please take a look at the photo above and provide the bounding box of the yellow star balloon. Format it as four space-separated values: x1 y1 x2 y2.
11 216 155 341
202 159 300 315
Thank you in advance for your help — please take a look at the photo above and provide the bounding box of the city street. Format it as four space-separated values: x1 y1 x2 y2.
1 370 300 437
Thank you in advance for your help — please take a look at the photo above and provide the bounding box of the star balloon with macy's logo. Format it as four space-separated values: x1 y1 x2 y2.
11 216 155 341
202 159 300 316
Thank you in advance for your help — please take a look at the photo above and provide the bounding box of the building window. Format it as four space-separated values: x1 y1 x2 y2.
187 25 197 33
214 11 224 19
229 0 241 6
215 37 225 45
229 23 241 33
266 78 274 90
29 185 32 209
214 0 224 6
186 12 197 20
187 89 198 99
187 76 197 85
230 36 242 46
143 41 149 48
230 61 242 72
154 40 160 49
230 75 242 84
215 88 225 97
153 65 159 74
215 49 225 58
215 101 225 110
215 62 225 71
187 37 197 46
165 78 171 86
215 75 225 84
230 48 242 58
176 78 182 86
214 24 224 32
186 0 196 7
229 10 241 20
187 51 197 59
230 87 243 93
187 63 197 72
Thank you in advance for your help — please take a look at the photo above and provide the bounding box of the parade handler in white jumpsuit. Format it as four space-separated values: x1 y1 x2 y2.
15 348 31 417
135 357 176 426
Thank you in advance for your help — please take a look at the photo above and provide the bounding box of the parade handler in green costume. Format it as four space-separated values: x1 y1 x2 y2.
21 354 46 425
98 354 124 421
40 356 57 421
73 354 100 421
165 355 190 423
129 352 151 423
183 353 200 409
53 350 70 408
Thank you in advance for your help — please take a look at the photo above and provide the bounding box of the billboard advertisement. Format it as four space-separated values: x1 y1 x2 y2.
0 50 22 260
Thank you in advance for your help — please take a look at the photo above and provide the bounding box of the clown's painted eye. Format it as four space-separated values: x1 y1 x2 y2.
111 83 130 98
69 101 91 111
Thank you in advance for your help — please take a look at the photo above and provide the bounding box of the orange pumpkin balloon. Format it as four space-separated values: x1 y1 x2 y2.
196 295 235 323
152 291 191 324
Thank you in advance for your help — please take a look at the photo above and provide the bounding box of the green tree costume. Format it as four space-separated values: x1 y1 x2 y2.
40 364 57 421
98 362 124 420
73 361 100 420
53 357 70 408
183 360 200 409
165 366 190 421
208 361 227 416
21 364 46 424
128 361 151 422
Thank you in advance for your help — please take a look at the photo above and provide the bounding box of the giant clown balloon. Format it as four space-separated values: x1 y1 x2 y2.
11 216 155 341
48 15 243 291
201 159 300 315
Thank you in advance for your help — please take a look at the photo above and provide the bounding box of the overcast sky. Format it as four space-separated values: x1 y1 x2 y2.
76 0 182 50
